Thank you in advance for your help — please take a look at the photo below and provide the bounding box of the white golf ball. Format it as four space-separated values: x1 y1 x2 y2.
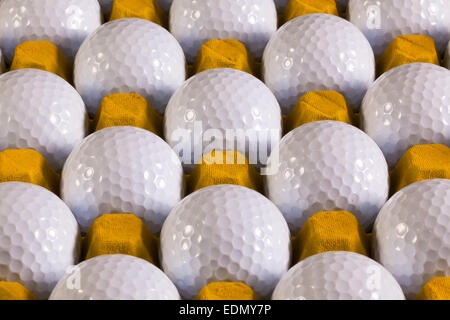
373 179 450 299
0 0 102 62
0 69 89 171
160 184 291 299
272 251 405 300
164 68 282 172
0 182 80 300
50 254 180 300
361 63 450 169
263 14 375 114
348 0 450 57
74 18 186 115
169 0 277 63
61 126 184 234
266 121 389 234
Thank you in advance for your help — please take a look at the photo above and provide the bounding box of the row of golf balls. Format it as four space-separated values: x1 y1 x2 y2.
0 0 448 300
3 177 449 300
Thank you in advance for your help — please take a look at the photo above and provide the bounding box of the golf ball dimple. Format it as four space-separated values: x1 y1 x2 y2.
263 14 375 114
266 120 389 234
361 63 450 168
61 126 184 234
0 182 80 300
49 254 180 300
373 179 450 299
0 0 102 63
169 0 277 63
164 68 282 173
74 18 186 115
0 69 89 171
348 0 450 57
272 251 405 300
160 184 291 299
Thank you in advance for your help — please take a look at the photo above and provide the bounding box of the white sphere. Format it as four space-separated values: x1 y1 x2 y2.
50 254 180 300
373 179 450 299
61 126 184 234
348 0 450 57
0 0 102 62
263 14 374 114
272 251 405 300
266 121 389 234
74 18 186 115
0 69 88 171
0 182 80 300
164 68 282 172
361 63 450 168
169 0 277 63
160 184 291 299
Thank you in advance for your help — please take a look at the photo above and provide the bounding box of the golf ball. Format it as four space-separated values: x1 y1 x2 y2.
169 0 277 63
61 126 184 234
361 63 450 168
160 184 291 299
272 251 405 300
348 0 450 57
263 14 375 114
0 182 80 300
0 0 102 62
74 18 186 115
373 179 450 299
164 68 282 172
0 69 89 171
266 121 389 234
49 254 180 300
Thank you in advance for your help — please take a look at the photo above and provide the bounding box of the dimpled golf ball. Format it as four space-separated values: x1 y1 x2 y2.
160 184 291 299
272 251 405 300
373 179 450 299
348 0 450 57
169 0 277 63
61 126 184 234
266 121 389 234
0 182 80 300
50 254 180 300
74 18 186 115
0 69 88 171
361 63 450 168
263 14 375 114
0 0 102 62
164 68 282 172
